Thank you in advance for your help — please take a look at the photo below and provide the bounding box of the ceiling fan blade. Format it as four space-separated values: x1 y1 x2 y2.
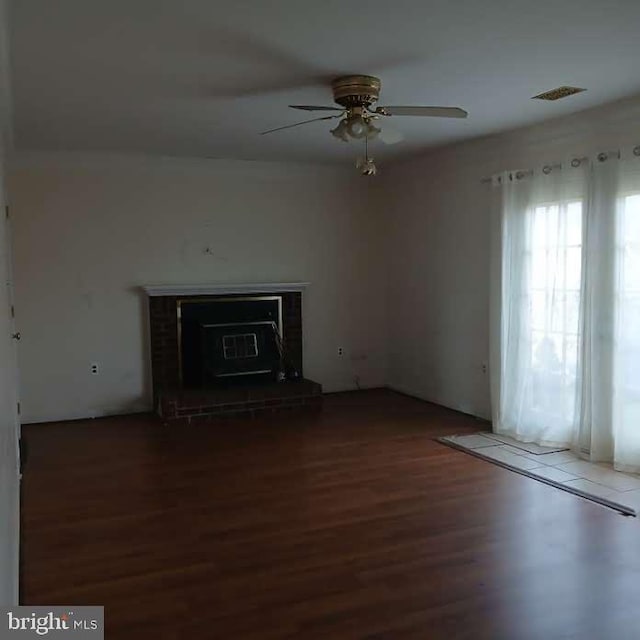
289 105 344 112
260 114 342 135
379 126 405 145
378 106 468 118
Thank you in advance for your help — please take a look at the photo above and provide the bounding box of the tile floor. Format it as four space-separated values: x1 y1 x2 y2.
443 433 640 515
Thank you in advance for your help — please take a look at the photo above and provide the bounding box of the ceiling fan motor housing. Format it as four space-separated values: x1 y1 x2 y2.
331 75 381 108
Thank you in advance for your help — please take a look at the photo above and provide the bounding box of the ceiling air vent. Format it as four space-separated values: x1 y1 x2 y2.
532 86 586 101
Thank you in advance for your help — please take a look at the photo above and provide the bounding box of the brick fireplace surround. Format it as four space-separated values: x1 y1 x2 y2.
144 283 322 424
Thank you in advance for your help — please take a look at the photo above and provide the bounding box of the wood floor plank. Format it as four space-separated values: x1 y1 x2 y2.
21 389 640 639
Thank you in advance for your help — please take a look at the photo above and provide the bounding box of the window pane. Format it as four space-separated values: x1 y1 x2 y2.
531 250 547 289
551 291 565 333
619 293 640 345
566 247 582 290
520 198 583 438
530 290 547 331
566 201 582 246
622 195 640 243
548 244 565 290
546 205 560 246
533 207 547 248
621 243 640 292
532 333 562 373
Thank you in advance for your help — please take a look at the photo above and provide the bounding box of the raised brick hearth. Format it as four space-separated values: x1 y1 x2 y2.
144 284 322 423
159 379 322 424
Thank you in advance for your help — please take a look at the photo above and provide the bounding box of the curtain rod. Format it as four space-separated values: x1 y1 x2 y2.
480 146 640 184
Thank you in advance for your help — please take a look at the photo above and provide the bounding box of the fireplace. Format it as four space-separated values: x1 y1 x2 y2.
179 296 285 387
144 283 322 423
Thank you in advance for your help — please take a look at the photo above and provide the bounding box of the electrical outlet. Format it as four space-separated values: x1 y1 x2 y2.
90 363 99 375
481 362 488 374
338 347 344 356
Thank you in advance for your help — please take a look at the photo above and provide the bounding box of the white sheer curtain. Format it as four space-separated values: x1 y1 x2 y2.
492 164 587 447
587 154 640 472
491 149 640 472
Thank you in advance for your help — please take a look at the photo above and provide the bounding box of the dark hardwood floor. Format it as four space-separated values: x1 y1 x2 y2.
21 389 640 639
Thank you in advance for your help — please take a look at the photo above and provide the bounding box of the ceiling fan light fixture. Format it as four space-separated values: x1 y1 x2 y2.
265 74 468 175
330 120 349 142
346 115 368 139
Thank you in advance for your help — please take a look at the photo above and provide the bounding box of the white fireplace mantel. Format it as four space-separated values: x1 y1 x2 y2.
142 282 309 297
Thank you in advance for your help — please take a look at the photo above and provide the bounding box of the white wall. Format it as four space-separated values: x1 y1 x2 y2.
0 161 19 607
0 0 20 606
10 152 387 423
384 93 640 420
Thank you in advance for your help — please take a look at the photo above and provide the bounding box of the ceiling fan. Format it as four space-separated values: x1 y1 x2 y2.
261 75 468 174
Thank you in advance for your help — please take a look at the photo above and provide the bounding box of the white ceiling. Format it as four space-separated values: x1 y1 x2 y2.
9 0 640 164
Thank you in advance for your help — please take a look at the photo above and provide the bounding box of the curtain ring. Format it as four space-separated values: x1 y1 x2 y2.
633 146 640 157
542 165 552 175
597 152 608 162
571 158 581 167
515 171 525 180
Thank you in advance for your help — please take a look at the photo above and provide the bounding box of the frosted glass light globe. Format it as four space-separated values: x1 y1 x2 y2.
347 115 367 139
